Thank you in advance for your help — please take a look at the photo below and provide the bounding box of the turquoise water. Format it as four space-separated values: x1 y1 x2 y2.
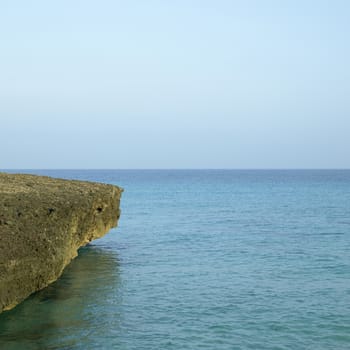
1 170 350 349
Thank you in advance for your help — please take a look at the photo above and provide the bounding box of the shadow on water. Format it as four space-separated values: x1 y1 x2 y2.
0 244 121 350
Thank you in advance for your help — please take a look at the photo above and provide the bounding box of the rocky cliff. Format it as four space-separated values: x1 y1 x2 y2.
0 173 122 313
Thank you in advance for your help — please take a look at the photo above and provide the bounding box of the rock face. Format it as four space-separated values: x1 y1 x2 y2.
0 172 123 313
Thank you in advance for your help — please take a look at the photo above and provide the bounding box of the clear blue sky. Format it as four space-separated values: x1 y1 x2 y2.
1 0 349 169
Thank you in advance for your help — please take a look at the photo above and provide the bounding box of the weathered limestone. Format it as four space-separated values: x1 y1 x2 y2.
0 173 122 313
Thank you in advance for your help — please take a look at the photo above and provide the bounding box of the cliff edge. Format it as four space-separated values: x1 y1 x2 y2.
0 172 123 313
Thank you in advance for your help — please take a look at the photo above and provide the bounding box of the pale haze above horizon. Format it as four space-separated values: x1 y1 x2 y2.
1 0 349 169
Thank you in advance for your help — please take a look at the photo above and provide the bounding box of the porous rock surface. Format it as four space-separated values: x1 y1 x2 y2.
0 172 122 313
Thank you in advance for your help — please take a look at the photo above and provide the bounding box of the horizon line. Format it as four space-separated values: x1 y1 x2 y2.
2 168 350 171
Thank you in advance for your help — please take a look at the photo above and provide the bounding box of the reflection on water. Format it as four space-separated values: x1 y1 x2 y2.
0 244 121 350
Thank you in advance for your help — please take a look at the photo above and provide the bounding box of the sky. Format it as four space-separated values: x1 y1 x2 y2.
1 0 349 169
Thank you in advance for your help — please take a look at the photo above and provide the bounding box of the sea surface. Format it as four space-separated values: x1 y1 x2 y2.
0 170 350 350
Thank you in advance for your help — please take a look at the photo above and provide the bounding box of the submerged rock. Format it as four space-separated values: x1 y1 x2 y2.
0 173 123 313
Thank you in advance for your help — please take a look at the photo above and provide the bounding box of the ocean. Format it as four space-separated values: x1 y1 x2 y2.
0 170 350 349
